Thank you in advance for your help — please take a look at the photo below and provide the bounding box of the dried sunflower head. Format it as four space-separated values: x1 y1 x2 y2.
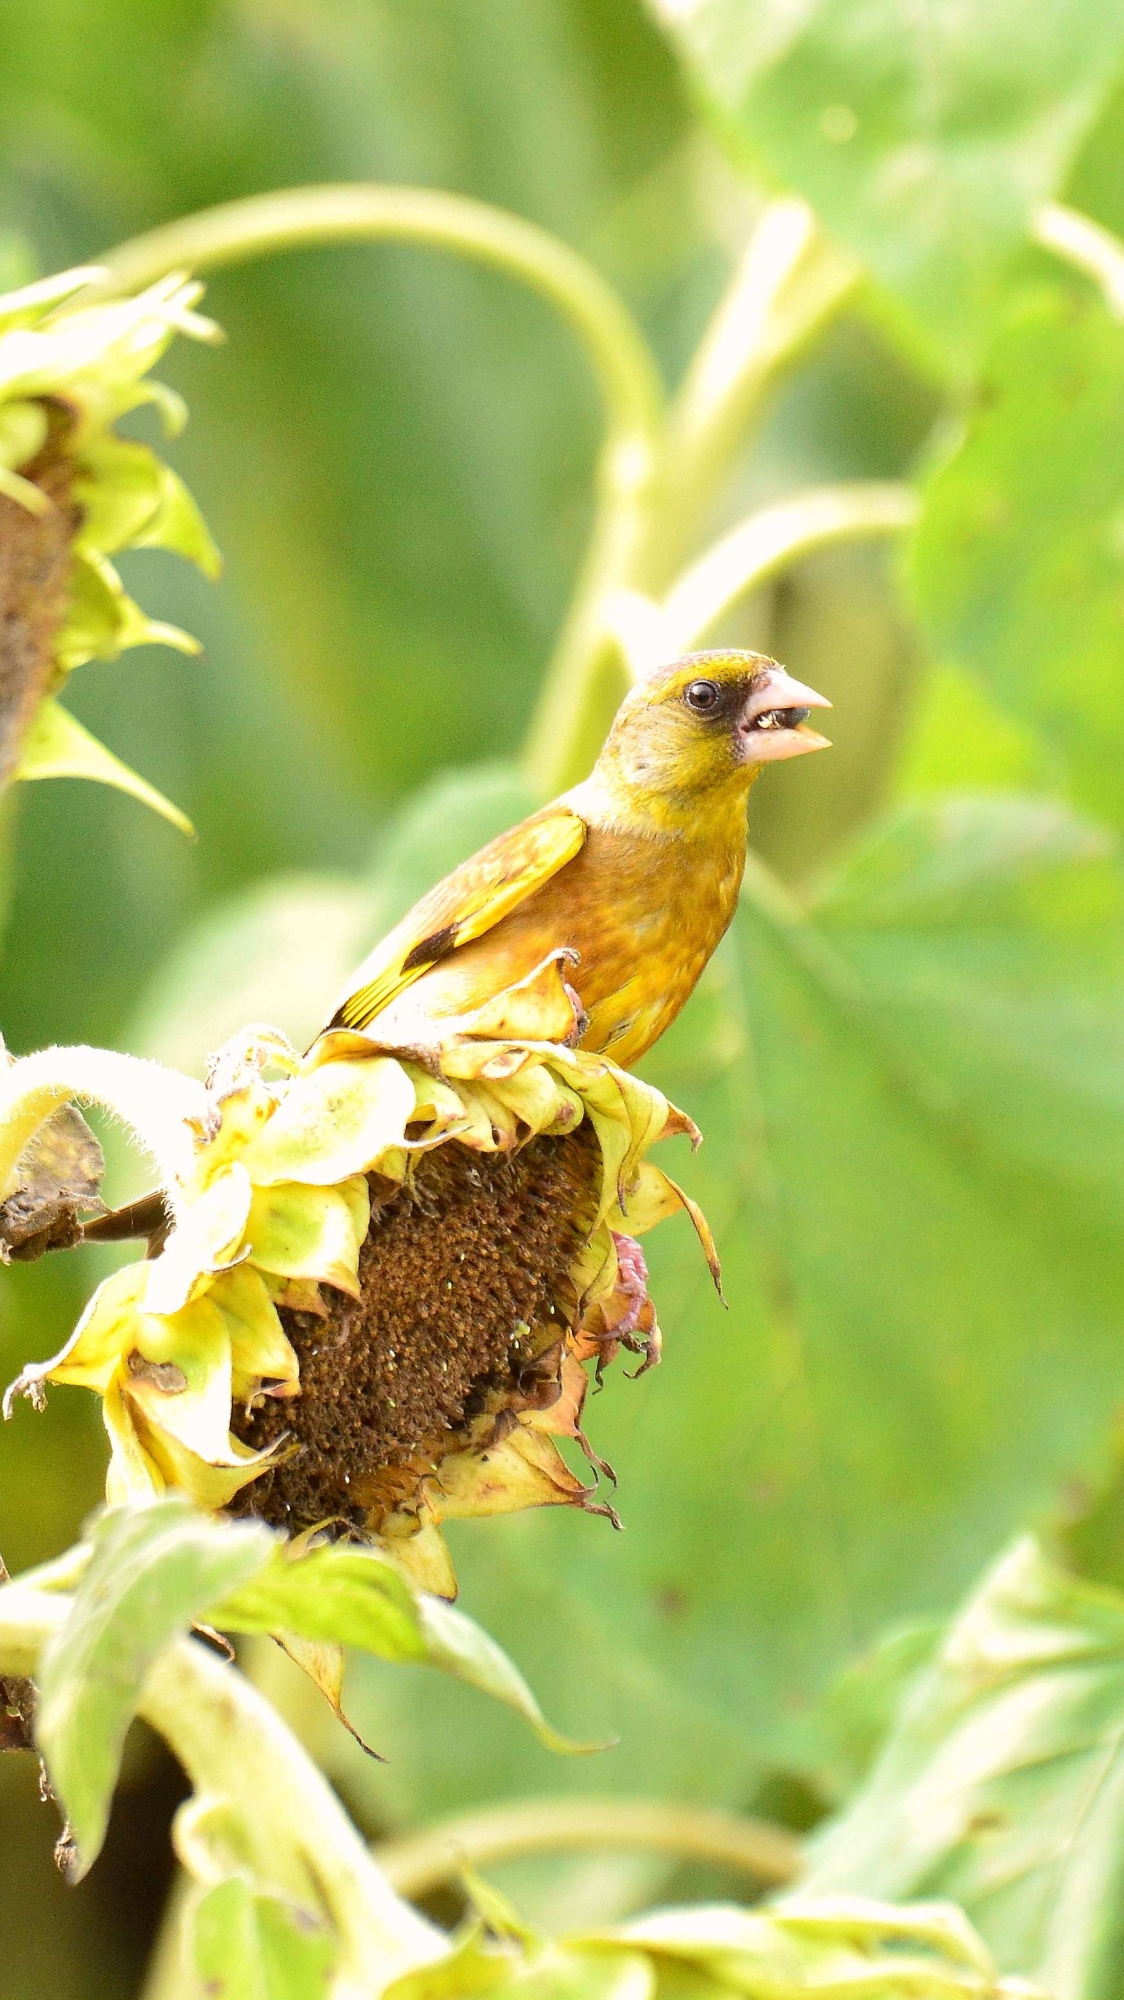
5 954 715 1595
0 262 221 826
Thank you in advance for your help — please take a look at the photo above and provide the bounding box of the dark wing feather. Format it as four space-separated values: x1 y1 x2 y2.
329 804 587 1031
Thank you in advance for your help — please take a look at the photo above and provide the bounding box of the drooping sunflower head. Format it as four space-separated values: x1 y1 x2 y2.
4 954 716 1595
0 262 222 825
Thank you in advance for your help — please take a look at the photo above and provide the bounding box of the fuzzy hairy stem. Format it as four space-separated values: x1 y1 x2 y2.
626 482 919 677
0 1577 440 1998
525 200 860 792
0 1045 207 1204
638 200 861 592
375 1795 802 1900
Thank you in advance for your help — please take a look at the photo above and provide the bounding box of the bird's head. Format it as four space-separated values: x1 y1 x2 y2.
591 650 831 820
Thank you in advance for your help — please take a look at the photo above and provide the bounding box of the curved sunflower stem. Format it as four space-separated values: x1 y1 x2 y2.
94 184 666 812
0 1578 441 2000
96 185 861 803
637 200 861 591
651 482 920 669
570 482 917 723
94 186 663 447
0 1045 207 1200
520 427 658 795
375 1795 802 1902
1034 201 1124 317
525 200 861 793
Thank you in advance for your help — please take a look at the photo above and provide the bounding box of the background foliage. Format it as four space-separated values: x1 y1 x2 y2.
6 0 1124 1994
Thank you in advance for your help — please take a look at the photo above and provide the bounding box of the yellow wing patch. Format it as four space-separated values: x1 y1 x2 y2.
329 806 588 1033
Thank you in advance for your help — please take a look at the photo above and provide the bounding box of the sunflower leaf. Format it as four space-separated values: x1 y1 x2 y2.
803 1536 1124 1999
651 0 1124 369
209 1541 602 1756
188 1877 338 2000
36 1501 273 1876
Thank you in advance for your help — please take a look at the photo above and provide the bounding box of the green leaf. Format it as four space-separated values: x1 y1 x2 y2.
16 696 194 835
910 291 1124 828
808 1619 943 1799
651 0 1124 367
606 1900 1016 1997
416 1593 607 1758
190 1877 337 2000
210 1541 600 1755
803 1536 1124 1999
383 1903 1023 2000
212 1543 424 1655
36 1501 272 1875
893 661 1050 802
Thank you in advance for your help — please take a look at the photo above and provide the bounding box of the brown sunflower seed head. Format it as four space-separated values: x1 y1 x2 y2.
4 972 717 1597
231 1123 601 1534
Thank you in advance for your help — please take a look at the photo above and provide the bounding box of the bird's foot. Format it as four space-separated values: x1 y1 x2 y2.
610 1232 662 1378
574 1233 662 1386
575 1425 617 1486
562 980 590 1048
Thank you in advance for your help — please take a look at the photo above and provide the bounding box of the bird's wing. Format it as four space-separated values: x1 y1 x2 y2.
329 803 588 1032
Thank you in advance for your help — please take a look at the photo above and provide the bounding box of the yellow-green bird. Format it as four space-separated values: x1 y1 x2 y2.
324 650 829 1067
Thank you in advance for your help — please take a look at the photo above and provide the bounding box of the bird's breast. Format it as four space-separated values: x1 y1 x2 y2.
568 825 744 1066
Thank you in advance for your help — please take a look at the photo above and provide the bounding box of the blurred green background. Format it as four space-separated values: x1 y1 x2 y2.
7 0 1124 1992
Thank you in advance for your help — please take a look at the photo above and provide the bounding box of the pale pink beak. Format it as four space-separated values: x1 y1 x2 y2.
736 666 832 765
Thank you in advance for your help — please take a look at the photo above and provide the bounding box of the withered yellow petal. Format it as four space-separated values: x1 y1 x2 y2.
457 950 580 1044
143 1162 252 1317
103 1376 166 1503
245 1182 364 1297
240 1057 418 1186
125 1296 235 1462
211 1263 300 1401
22 1261 149 1396
130 1403 281 1508
430 1426 590 1521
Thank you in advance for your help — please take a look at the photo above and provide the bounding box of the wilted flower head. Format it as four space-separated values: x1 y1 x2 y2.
3 953 716 1595
0 262 221 827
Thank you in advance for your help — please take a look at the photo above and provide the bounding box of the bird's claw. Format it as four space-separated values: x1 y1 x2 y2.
562 980 590 1048
576 1232 662 1385
575 1425 617 1485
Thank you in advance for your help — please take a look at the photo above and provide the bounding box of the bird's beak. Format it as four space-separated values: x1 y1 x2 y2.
736 667 832 765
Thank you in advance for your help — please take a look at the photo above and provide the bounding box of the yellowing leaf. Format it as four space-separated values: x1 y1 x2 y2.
36 1501 272 1874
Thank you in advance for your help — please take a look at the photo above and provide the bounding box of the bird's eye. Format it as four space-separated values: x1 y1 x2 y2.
684 678 722 714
